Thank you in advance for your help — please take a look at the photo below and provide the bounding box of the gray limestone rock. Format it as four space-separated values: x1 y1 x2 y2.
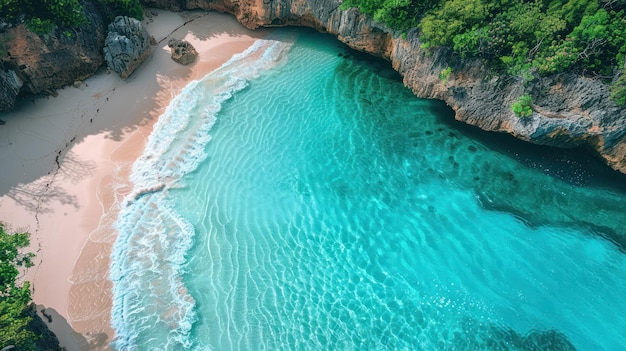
103 16 151 79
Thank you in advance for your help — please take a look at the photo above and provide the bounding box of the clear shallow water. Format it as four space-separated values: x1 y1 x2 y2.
111 29 626 350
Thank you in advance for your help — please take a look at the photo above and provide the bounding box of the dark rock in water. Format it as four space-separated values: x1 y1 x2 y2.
167 38 198 65
103 16 151 79
407 131 420 138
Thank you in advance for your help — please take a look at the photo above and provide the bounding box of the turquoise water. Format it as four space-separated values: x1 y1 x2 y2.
111 29 626 350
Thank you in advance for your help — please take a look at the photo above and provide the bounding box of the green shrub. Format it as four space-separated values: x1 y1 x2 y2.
1 0 144 33
0 223 37 350
341 0 438 32
512 94 533 117
0 0 86 29
419 0 489 47
610 70 626 106
340 0 626 81
0 0 31 20
99 0 144 20
45 0 88 27
25 17 56 35
439 66 452 85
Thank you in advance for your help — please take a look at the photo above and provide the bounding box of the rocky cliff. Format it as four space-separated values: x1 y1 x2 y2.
0 0 107 101
142 0 626 175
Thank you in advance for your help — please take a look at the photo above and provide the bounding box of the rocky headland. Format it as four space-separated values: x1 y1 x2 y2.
1 0 625 174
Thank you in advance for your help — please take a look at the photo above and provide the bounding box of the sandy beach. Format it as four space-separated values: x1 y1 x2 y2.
0 9 270 350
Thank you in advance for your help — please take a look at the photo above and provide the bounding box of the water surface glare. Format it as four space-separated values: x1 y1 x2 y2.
111 29 626 350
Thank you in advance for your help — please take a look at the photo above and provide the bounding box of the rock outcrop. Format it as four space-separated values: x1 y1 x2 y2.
103 16 152 79
142 0 626 174
167 38 198 65
0 66 22 111
0 0 107 110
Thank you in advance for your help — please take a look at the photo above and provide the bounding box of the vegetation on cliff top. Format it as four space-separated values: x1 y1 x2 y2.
341 0 626 105
0 0 144 34
0 223 36 349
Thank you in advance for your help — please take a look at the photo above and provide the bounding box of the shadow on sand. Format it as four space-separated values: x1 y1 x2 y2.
36 305 112 351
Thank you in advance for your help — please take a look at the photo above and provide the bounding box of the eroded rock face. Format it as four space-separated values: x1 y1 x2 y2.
0 0 106 110
143 0 626 174
103 16 151 79
395 32 626 172
167 38 198 65
0 67 22 111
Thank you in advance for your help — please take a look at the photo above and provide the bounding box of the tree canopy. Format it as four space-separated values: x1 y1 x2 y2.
0 0 144 34
341 0 626 104
0 223 37 350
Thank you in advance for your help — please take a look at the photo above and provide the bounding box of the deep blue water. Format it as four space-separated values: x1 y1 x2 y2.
110 29 626 350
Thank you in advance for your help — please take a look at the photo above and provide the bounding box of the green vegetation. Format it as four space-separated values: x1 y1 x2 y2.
611 68 626 105
340 0 626 105
439 66 452 85
0 223 37 349
25 18 57 35
0 0 87 28
512 94 533 117
340 0 439 30
98 0 144 21
0 0 144 35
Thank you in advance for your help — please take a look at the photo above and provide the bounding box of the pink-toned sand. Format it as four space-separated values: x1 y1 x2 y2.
0 10 270 350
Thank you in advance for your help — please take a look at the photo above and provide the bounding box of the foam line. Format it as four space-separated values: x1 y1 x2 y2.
110 39 293 350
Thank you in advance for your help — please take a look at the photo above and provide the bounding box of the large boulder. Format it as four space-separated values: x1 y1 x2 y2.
167 38 198 65
103 16 151 79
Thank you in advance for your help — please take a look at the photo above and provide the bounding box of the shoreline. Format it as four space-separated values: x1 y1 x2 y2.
0 9 271 349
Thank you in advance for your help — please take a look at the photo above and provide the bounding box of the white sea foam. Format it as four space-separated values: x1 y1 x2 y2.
110 39 293 350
